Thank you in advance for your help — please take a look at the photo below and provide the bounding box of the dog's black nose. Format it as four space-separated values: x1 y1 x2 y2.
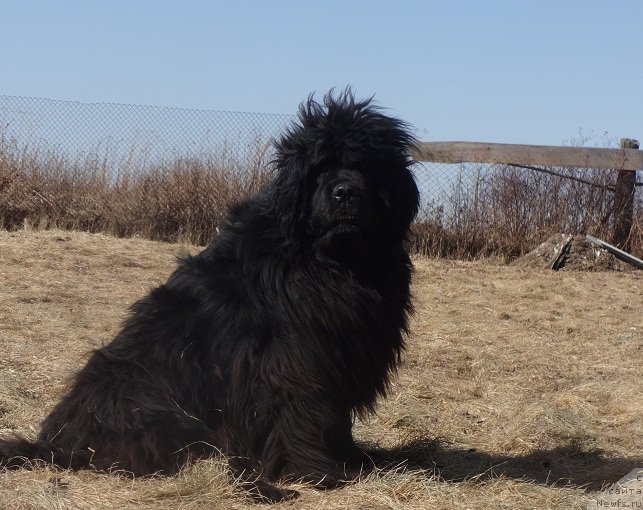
333 183 361 204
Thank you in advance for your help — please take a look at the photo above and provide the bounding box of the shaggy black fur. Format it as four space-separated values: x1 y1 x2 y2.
0 91 419 502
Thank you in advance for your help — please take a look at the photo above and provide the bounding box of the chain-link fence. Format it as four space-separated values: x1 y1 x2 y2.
0 95 295 244
1 94 640 257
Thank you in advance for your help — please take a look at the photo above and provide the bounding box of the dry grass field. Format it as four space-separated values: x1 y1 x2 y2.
0 230 641 509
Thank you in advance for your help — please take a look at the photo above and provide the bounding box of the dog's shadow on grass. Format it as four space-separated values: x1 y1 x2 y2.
364 437 641 491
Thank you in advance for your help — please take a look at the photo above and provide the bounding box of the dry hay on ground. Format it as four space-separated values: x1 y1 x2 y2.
514 233 638 272
0 230 641 509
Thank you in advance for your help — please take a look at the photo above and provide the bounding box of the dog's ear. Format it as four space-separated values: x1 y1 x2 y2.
384 159 419 243
267 99 324 243
370 118 420 244
261 154 312 244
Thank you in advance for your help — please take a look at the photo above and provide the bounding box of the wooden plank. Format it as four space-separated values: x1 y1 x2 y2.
549 236 573 271
586 235 643 269
413 141 643 171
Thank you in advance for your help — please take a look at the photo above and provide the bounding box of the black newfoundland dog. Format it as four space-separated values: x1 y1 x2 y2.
0 91 419 502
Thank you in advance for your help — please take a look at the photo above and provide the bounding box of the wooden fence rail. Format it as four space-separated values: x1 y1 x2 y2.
413 141 643 171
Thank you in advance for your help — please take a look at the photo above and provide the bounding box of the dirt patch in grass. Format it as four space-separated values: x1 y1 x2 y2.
0 230 641 509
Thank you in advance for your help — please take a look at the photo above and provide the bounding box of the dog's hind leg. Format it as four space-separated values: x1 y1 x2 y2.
10 404 297 502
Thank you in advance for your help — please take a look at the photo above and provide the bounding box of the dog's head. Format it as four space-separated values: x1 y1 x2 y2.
270 90 419 258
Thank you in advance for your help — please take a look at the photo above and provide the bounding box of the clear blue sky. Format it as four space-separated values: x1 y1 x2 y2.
3 0 642 146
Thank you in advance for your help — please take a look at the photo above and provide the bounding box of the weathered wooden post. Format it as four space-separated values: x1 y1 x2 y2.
611 138 639 251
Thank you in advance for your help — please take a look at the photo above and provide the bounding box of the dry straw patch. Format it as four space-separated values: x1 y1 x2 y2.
0 230 641 509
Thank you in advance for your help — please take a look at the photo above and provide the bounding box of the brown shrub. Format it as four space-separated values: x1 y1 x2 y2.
412 164 641 260
0 135 272 246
